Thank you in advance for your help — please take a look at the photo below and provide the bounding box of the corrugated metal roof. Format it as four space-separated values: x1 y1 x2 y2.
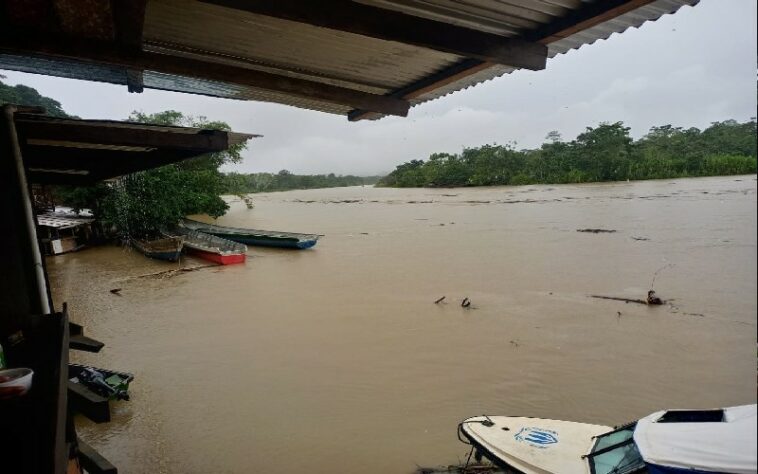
403 0 700 109
144 0 463 92
0 0 700 118
37 214 94 229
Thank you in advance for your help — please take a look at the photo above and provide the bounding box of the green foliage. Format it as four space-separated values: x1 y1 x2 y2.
379 118 757 188
92 110 250 237
222 170 381 194
0 78 70 117
52 110 250 238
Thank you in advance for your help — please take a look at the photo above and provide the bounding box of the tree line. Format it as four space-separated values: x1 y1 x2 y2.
378 119 757 188
222 171 380 194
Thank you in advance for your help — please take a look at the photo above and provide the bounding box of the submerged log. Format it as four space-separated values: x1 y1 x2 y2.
577 228 616 233
589 295 648 305
119 264 219 281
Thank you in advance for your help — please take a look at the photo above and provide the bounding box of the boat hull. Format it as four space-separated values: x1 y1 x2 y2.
144 250 182 262
185 246 246 265
181 219 319 249
459 415 610 474
213 233 317 249
131 237 184 262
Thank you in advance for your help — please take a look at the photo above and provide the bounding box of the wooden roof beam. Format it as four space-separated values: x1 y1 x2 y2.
0 35 409 117
113 0 148 93
348 0 656 121
15 119 231 151
200 0 547 70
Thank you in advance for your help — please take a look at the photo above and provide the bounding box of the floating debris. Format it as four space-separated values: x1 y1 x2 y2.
590 295 648 305
109 288 122 295
434 296 446 304
646 290 663 305
416 463 503 473
577 228 616 233
631 236 650 241
461 297 471 308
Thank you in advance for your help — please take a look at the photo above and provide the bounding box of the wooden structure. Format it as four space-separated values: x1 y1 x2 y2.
36 214 94 255
0 105 252 473
0 0 699 120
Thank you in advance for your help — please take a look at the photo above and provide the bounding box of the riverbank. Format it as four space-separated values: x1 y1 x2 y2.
50 175 757 473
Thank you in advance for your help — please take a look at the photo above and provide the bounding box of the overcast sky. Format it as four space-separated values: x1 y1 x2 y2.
2 0 756 176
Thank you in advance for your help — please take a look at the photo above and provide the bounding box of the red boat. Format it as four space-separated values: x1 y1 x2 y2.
168 228 247 265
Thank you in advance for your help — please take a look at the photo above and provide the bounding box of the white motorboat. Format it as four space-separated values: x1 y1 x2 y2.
458 404 757 474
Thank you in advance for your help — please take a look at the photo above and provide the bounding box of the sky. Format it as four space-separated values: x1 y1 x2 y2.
2 0 756 176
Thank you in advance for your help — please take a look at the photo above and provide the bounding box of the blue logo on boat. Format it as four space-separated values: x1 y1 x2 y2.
514 427 558 448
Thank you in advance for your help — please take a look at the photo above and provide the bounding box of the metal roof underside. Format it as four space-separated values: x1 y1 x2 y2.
0 0 699 119
13 112 256 185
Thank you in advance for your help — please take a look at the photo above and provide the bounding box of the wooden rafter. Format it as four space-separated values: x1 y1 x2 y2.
113 0 148 92
0 35 410 116
201 0 547 70
349 0 656 121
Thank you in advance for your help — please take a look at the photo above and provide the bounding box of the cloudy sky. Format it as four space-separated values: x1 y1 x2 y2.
2 0 756 176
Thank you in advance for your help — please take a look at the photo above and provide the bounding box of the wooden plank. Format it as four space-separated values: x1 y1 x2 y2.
113 0 147 93
68 321 83 336
113 0 146 48
348 59 491 121
125 69 144 93
15 117 230 151
202 0 547 69
0 35 410 117
68 381 111 423
78 439 118 474
526 0 656 44
69 334 104 353
349 0 652 120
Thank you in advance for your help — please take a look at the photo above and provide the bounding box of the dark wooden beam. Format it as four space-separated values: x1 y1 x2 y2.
77 440 118 474
202 0 547 70
68 381 110 423
349 0 655 120
113 0 147 93
348 58 491 121
125 69 144 93
0 34 409 116
523 0 656 44
16 118 230 151
69 334 104 353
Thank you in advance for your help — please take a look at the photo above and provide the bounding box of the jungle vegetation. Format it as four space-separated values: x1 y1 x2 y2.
378 120 757 187
222 171 380 194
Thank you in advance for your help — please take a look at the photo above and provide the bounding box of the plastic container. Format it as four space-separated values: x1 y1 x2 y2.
0 368 34 394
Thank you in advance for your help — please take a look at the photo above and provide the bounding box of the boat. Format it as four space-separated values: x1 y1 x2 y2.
168 227 247 265
180 218 320 249
131 236 184 262
458 404 757 474
69 363 134 401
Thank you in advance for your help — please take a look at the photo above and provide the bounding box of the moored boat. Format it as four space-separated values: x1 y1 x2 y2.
181 218 320 249
131 236 184 261
170 227 247 265
458 404 757 474
69 363 134 401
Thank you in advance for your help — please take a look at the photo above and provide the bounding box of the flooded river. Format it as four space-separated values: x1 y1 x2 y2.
48 175 757 473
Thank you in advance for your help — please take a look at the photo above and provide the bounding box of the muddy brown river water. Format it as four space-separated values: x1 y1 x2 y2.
48 175 757 473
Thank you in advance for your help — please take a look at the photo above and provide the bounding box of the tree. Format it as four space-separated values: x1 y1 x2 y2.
0 78 70 117
99 110 250 237
545 130 562 143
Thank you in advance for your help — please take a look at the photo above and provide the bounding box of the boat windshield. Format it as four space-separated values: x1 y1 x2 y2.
585 424 646 474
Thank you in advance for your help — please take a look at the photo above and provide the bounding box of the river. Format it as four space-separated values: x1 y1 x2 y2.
47 175 757 473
